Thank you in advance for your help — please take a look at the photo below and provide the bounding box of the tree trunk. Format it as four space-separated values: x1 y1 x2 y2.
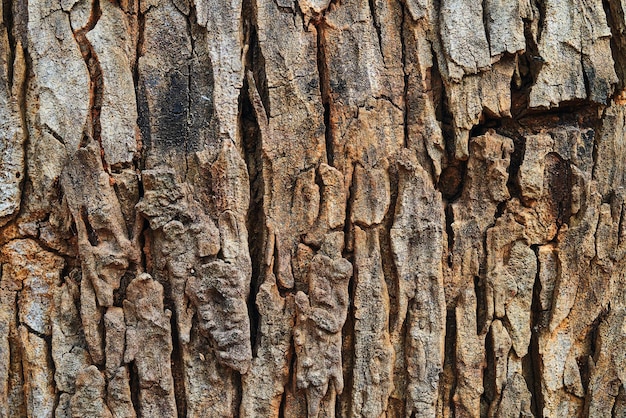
1 0 626 416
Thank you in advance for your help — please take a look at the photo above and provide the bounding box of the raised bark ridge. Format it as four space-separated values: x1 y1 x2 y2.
1 0 626 417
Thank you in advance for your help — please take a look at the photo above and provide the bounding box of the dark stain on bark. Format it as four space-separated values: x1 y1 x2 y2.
186 4 214 152
155 70 190 151
545 152 573 226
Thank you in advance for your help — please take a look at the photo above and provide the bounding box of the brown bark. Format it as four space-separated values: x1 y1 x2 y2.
1 0 626 416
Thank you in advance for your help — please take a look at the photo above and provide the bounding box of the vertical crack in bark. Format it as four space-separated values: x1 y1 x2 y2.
242 0 271 356
430 46 445 124
483 320 496 413
246 11 270 121
80 206 99 246
10 291 26 416
316 23 334 166
382 167 400 336
535 0 546 46
19 321 59 412
480 0 490 52
49 334 60 414
14 21 29 226
337 169 356 415
473 275 486 335
169 308 187 418
126 9 151 391
337 272 356 417
603 0 626 92
581 54 592 101
618 199 625 248
115 0 141 180
612 387 625 418
592 115 602 181
279 344 296 417
152 244 185 418
444 203 454 267
381 160 404 416
128 361 141 418
134 5 151 169
476 199 506 336
434 62 456 159
367 0 385 65
399 2 409 149
528 244 544 418
506 131 526 200
240 26 266 357
72 0 106 171
513 14 543 118
440 308 458 416
2 0 15 88
132 4 145 91
584 308 610 395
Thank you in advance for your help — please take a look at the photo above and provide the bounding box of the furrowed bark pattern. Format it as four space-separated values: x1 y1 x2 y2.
1 0 626 417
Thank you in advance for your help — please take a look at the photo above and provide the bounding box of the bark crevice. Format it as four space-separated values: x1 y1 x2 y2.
316 22 334 167
71 0 106 169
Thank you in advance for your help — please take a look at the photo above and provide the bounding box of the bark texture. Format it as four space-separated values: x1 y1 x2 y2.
1 0 626 416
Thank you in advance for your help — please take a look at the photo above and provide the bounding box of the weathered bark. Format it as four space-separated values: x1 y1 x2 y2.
1 0 626 416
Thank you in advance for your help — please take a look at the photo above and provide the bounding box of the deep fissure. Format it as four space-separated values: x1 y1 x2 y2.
72 0 107 171
316 22 335 167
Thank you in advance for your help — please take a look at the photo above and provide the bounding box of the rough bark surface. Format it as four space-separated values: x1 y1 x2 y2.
1 0 626 417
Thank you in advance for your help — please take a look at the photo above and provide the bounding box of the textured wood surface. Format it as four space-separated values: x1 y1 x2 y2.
1 0 626 416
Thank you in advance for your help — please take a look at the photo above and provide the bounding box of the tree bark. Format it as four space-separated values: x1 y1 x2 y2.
1 0 626 417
